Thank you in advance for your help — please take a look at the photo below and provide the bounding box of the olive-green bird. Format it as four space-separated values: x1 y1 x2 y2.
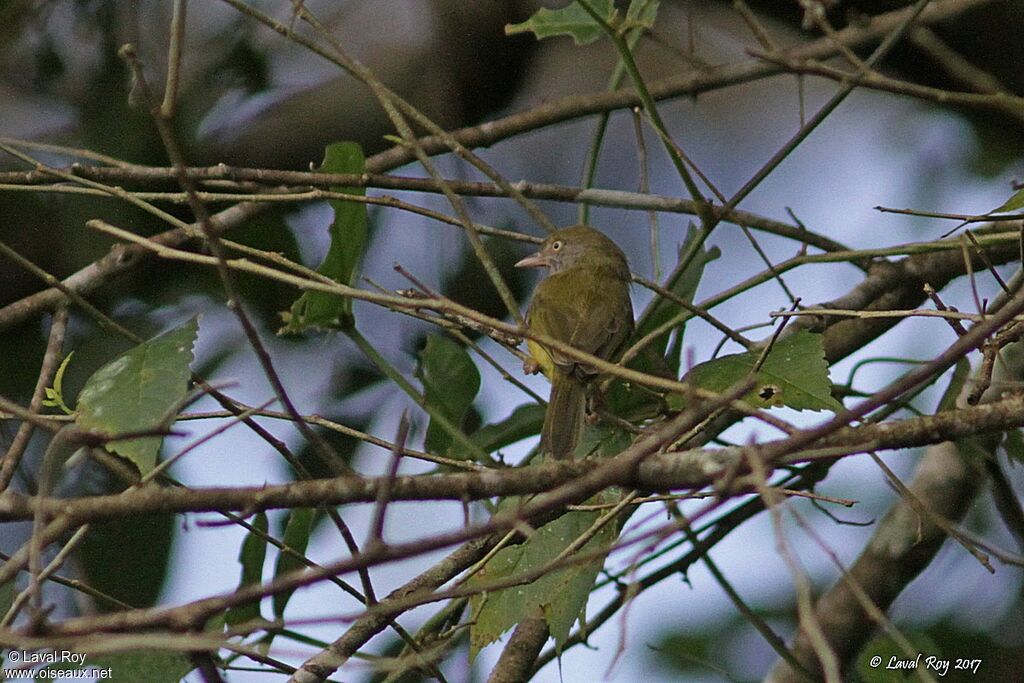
516 225 634 459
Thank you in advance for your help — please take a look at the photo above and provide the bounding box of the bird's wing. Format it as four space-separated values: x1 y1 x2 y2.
569 280 633 373
529 271 633 377
526 276 577 375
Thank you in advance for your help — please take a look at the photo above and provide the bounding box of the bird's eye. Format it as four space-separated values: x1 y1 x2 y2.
551 240 563 251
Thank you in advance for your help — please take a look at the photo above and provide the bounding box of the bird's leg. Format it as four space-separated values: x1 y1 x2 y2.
585 384 606 424
522 357 541 375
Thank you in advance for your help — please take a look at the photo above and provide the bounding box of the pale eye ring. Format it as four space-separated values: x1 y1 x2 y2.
551 240 563 251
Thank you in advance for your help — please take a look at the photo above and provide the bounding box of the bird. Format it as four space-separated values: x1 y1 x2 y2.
515 225 634 459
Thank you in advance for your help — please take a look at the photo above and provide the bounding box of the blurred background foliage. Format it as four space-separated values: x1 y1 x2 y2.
2 1 1024 680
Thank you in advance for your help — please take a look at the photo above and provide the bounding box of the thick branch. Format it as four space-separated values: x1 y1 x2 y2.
811 236 1019 363
765 438 988 682
1 394 1021 523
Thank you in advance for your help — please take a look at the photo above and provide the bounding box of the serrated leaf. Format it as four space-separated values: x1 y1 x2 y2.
506 0 658 45
991 187 1024 214
225 511 268 626
683 330 841 412
76 319 198 474
416 335 480 455
468 503 618 659
272 508 315 619
471 403 546 453
280 141 368 332
505 0 614 46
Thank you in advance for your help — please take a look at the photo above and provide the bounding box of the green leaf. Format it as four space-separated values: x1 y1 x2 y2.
937 358 970 413
991 186 1024 214
229 209 305 326
76 318 198 475
575 422 633 460
280 141 368 332
625 0 660 28
506 0 659 45
682 330 841 412
416 335 481 455
79 514 175 611
505 0 614 46
79 651 194 683
225 512 269 626
472 403 546 453
0 578 12 620
272 508 315 619
639 225 720 371
606 226 718 420
469 503 618 659
650 630 719 677
41 351 75 413
1003 429 1024 465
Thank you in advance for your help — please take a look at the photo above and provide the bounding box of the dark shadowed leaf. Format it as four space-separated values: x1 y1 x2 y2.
575 422 634 459
229 209 304 325
80 651 194 683
416 335 481 454
1003 429 1024 465
0 581 10 618
472 403 546 453
444 236 529 335
638 224 720 372
272 508 315 619
281 141 368 332
225 511 269 626
79 514 175 612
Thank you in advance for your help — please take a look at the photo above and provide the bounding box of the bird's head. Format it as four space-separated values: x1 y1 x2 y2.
514 225 629 276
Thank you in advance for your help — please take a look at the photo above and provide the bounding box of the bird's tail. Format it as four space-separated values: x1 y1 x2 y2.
542 377 586 459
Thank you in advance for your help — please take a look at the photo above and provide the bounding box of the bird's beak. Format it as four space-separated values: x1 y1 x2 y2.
515 251 548 269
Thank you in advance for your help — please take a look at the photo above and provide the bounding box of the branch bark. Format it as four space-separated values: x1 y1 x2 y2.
1 393 1021 523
